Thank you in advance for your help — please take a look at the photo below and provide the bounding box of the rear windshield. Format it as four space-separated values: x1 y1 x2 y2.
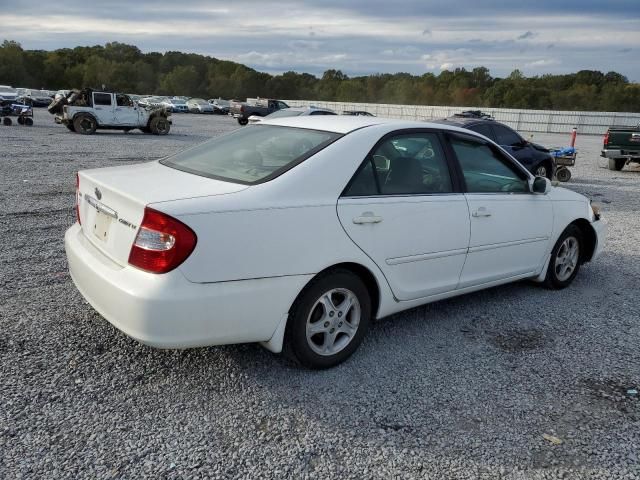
161 125 341 184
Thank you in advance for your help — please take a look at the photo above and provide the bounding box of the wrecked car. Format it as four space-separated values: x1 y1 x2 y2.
48 88 171 135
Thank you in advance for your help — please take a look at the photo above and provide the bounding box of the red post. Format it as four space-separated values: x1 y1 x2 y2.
570 127 577 147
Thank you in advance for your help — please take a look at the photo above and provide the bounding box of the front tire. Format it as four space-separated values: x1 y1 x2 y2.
544 225 583 289
284 270 371 369
237 118 248 126
608 158 625 171
150 116 170 135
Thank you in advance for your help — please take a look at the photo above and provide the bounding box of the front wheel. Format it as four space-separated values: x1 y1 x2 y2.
544 225 583 289
284 270 371 369
237 118 248 126
150 116 170 135
608 158 625 171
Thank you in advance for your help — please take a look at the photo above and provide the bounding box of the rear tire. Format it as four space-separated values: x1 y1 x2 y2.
544 225 583 290
73 114 97 135
284 269 371 369
238 118 248 126
24 117 33 126
17 116 25 125
3 117 12 126
608 158 625 171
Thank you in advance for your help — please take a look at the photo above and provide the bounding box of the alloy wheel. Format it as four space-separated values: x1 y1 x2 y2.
305 288 361 356
555 236 579 281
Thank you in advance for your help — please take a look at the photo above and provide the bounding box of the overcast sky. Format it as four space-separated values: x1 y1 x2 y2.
2 0 639 80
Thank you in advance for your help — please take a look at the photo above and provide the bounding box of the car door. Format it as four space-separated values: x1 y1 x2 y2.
447 133 553 288
113 94 140 126
92 92 115 125
337 130 470 301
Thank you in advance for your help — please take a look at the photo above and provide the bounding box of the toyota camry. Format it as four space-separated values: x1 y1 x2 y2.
65 116 606 368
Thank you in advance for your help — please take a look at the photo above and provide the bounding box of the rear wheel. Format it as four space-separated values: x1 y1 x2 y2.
73 114 97 135
238 118 248 126
3 117 12 126
608 158 625 171
17 116 25 125
544 225 583 289
284 270 371 369
24 117 33 126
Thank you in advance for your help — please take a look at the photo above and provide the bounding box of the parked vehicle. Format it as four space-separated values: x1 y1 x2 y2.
49 89 171 135
17 89 53 107
230 98 289 125
186 98 214 114
208 98 230 115
0 85 19 103
65 116 606 369
164 98 188 113
601 126 640 171
435 111 556 179
343 110 375 116
138 96 168 108
54 89 71 101
248 106 336 123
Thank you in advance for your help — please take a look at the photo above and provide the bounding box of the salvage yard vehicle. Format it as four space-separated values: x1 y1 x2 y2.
65 116 606 369
17 89 53 107
208 98 230 115
0 85 19 103
49 89 171 135
602 126 640 171
435 111 556 179
186 98 214 114
248 106 336 123
230 98 289 125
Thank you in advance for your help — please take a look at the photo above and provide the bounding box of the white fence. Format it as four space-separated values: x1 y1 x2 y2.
284 100 640 135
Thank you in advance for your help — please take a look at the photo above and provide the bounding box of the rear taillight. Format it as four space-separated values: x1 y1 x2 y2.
603 130 609 146
240 105 244 113
75 173 81 225
128 207 197 274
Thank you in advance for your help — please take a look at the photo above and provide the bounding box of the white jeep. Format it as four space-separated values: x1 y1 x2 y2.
49 89 171 135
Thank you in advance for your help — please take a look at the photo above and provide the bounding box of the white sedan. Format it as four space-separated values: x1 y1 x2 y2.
65 116 606 368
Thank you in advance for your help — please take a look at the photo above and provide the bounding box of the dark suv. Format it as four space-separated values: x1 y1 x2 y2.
434 111 555 179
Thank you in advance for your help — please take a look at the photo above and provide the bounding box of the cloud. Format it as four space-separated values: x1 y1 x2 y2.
517 31 536 40
0 0 638 79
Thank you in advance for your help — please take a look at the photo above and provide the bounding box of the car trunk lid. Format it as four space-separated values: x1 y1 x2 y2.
77 161 247 266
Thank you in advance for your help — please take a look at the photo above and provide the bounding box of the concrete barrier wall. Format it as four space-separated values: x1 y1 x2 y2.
284 100 640 135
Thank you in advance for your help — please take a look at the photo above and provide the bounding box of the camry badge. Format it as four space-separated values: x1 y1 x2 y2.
95 187 102 200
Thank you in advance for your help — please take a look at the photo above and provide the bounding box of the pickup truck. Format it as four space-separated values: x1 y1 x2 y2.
48 88 171 135
602 126 640 170
229 98 289 125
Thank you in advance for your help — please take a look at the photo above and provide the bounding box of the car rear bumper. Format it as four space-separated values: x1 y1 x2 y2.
65 223 311 349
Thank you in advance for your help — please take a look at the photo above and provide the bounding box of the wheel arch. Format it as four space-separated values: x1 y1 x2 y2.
571 218 597 263
72 112 98 124
260 262 382 354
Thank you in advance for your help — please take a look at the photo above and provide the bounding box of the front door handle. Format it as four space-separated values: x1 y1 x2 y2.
472 207 492 218
353 212 383 224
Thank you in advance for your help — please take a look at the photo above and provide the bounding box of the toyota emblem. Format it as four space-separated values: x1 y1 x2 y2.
95 187 102 200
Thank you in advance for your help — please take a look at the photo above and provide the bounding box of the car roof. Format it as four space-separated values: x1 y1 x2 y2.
260 115 482 135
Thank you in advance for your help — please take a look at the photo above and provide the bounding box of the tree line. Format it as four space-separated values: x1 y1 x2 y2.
1 40 638 112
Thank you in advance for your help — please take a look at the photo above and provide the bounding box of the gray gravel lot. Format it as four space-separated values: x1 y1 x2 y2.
1 110 639 479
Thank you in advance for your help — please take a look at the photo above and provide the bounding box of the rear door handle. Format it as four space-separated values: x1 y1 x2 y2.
353 212 383 224
472 207 492 218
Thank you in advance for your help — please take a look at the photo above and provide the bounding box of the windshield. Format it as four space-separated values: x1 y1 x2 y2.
266 109 303 119
161 125 341 184
192 99 208 105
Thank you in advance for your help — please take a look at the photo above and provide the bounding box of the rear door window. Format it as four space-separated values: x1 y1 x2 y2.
93 93 112 106
468 123 495 141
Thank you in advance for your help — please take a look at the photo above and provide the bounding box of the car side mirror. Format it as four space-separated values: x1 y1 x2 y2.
532 176 551 194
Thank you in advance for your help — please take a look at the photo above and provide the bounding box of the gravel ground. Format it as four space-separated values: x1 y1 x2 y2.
1 110 639 479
